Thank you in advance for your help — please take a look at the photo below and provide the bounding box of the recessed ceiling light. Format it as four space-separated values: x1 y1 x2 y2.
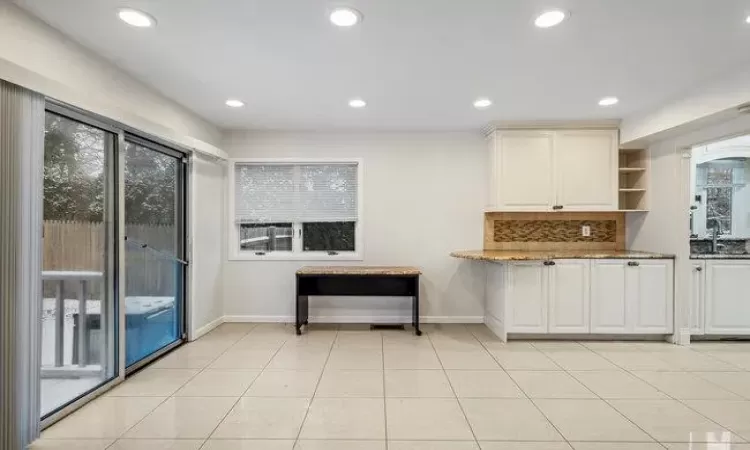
330 7 362 27
473 98 492 109
225 99 245 108
746 14 750 24
598 96 619 107
349 98 366 108
117 8 156 28
534 10 567 28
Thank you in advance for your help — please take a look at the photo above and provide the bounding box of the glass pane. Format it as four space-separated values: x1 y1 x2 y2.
124 239 183 366
302 222 356 252
240 223 293 252
124 140 184 367
42 112 116 416
706 186 732 234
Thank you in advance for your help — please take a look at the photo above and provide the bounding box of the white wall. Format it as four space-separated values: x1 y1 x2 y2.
0 3 226 158
190 154 226 337
627 113 750 343
222 131 487 322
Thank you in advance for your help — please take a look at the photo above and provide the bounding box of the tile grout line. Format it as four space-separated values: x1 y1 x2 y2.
583 342 738 446
291 325 338 447
550 341 668 448
382 331 388 450
102 324 260 448
198 323 289 449
471 331 573 449
428 325 482 448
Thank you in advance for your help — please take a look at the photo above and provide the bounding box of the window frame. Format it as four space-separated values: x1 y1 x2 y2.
227 158 364 261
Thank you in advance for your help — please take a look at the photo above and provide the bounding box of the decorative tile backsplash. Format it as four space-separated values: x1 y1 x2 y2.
494 219 617 243
484 212 626 251
690 239 750 255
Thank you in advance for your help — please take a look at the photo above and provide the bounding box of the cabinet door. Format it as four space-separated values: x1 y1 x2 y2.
505 262 548 333
590 260 629 333
495 131 555 211
630 260 673 334
705 260 750 335
690 262 705 335
555 130 618 211
548 259 590 333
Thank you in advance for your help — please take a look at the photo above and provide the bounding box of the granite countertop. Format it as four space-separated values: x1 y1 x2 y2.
690 254 750 260
451 250 675 261
296 266 421 275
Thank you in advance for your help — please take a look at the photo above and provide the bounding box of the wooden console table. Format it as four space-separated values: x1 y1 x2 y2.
295 266 422 336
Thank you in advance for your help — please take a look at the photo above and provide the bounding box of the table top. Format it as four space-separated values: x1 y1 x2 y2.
296 266 421 276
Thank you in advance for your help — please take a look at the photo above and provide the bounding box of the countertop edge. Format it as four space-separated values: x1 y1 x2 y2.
689 255 750 260
451 250 676 261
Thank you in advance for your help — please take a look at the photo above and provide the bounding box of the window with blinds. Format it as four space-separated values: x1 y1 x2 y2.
231 160 361 258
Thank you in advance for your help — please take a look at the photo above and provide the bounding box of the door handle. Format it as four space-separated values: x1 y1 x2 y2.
543 260 556 266
695 267 703 272
627 261 640 267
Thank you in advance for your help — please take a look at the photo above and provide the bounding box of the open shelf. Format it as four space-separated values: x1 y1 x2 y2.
618 149 648 211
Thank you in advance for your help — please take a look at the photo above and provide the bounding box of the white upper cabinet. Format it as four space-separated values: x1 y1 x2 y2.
556 130 618 210
548 259 591 333
494 131 556 210
487 129 619 211
705 260 750 335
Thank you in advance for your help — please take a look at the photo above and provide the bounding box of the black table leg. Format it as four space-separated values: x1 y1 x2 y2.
296 295 308 335
412 278 421 336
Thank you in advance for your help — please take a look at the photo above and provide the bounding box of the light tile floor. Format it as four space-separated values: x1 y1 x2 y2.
35 323 750 449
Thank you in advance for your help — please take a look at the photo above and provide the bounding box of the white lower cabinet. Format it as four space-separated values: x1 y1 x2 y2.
630 260 674 334
500 258 673 337
590 259 673 334
704 260 750 335
548 259 590 333
590 260 629 333
505 262 548 333
690 261 705 335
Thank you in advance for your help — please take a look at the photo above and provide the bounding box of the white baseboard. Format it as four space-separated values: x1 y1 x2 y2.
484 314 506 342
222 315 484 324
191 315 224 341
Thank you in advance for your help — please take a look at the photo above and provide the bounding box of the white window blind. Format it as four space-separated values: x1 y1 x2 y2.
234 162 358 224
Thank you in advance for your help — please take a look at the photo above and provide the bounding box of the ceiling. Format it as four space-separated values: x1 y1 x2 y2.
14 0 750 131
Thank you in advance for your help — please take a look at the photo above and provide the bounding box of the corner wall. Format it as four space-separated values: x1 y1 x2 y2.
221 131 487 323
190 155 226 338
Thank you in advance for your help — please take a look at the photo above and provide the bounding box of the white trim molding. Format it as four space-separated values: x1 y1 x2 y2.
191 316 225 341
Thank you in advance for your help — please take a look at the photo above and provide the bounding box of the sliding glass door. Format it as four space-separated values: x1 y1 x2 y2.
41 109 118 417
41 103 189 419
123 136 186 369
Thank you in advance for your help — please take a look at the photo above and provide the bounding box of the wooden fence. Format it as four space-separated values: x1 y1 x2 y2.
43 221 178 297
